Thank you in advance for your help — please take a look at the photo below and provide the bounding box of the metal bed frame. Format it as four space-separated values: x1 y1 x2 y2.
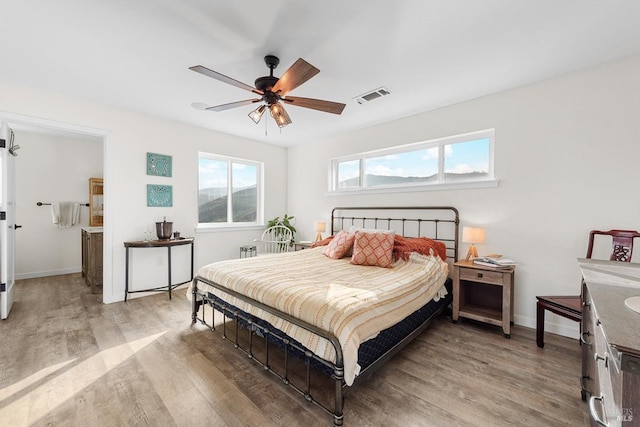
191 206 459 426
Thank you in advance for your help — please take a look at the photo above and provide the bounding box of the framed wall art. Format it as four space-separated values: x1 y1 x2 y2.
147 152 172 177
147 184 173 207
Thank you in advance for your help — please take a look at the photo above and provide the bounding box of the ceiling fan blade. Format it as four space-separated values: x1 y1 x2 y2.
205 99 262 112
189 65 263 95
271 58 319 96
190 102 211 111
282 96 346 115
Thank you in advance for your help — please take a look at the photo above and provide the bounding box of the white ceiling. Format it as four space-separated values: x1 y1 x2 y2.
2 1 639 147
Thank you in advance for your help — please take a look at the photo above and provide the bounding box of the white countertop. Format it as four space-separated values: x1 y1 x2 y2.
578 258 640 289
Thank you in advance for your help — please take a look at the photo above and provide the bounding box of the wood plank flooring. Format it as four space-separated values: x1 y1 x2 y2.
0 274 590 426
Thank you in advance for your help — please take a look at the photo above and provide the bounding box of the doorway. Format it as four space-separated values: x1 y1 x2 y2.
0 113 108 317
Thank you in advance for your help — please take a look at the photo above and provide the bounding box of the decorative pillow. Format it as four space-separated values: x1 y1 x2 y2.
323 230 355 259
350 230 395 268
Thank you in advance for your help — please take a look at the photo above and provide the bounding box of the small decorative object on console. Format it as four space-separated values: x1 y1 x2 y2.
156 217 173 240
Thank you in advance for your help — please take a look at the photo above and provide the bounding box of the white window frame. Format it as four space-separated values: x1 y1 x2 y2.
196 152 264 231
329 129 497 194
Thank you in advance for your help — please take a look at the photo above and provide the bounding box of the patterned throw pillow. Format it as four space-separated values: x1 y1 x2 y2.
323 230 355 259
350 230 395 268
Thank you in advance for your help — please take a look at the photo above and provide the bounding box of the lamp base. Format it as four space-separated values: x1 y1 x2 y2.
465 244 479 261
315 232 323 243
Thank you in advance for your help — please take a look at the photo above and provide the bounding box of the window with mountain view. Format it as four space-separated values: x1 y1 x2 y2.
198 152 263 226
331 129 494 192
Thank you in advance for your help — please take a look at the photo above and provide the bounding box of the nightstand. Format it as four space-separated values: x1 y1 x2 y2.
294 242 313 251
452 260 515 338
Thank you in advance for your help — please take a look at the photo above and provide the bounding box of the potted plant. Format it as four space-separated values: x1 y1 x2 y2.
267 214 296 247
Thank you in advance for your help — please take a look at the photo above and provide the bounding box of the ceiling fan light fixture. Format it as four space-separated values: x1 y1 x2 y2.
270 103 292 128
248 105 266 124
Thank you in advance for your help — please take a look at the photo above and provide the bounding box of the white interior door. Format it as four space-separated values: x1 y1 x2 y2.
0 122 16 319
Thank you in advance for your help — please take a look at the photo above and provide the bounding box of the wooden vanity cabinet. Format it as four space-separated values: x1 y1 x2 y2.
81 228 103 294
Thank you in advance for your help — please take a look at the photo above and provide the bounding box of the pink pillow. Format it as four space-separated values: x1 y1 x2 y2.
323 230 355 259
350 230 395 268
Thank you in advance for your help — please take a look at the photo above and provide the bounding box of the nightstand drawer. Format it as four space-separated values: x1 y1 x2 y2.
459 268 505 285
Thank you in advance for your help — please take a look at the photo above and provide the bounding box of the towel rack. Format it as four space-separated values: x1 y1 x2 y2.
37 202 90 207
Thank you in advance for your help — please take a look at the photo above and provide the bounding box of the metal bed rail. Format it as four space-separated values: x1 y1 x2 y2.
192 276 346 426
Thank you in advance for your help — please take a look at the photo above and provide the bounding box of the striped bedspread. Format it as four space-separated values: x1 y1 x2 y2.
190 246 448 385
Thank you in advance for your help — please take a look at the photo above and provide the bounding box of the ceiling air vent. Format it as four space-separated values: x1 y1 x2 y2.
353 87 391 105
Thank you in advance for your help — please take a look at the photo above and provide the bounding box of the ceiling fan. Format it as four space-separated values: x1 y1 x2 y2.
189 55 346 128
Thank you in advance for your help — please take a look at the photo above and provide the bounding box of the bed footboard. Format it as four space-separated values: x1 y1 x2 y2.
191 276 346 426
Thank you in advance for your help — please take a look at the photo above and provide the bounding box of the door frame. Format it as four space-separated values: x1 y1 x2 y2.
0 111 111 303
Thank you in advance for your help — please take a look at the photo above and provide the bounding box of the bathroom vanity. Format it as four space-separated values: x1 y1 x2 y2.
81 227 103 294
579 259 640 426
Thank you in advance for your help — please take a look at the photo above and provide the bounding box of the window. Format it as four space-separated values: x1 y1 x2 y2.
198 152 263 227
330 129 495 192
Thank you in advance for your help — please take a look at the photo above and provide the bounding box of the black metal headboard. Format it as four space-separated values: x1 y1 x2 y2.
330 206 460 262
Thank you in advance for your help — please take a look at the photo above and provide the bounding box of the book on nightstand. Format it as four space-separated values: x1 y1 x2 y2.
473 257 517 269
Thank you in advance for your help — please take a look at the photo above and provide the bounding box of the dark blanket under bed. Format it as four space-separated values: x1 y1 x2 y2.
205 278 453 375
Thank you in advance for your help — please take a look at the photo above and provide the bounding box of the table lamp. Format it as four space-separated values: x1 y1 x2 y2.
462 226 486 261
314 221 326 242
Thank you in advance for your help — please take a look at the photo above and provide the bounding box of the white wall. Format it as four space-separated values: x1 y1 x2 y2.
0 85 288 303
14 130 103 279
287 55 640 339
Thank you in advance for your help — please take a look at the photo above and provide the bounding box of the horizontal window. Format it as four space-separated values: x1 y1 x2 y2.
198 152 263 228
330 129 495 193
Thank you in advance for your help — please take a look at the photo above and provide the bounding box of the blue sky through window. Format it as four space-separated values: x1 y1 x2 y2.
199 158 256 189
444 138 490 174
335 133 492 189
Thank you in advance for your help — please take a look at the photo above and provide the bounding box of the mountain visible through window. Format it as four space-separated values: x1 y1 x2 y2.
331 129 494 192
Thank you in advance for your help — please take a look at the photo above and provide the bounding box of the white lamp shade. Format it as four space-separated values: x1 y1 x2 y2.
314 221 326 233
462 226 486 244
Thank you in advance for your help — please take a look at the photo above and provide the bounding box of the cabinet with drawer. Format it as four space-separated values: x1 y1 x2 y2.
452 260 515 338
580 259 640 427
81 227 103 294
581 283 599 402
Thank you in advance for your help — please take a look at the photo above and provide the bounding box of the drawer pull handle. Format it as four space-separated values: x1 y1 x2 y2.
588 395 610 427
580 375 591 393
580 331 593 347
477 273 483 278
594 352 608 368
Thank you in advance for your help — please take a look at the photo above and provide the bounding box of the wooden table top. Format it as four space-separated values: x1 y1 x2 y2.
124 237 194 248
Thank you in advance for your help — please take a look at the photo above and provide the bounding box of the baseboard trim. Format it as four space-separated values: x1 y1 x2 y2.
514 314 579 340
16 267 82 280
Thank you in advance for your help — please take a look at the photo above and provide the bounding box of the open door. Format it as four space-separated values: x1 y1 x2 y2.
0 122 17 319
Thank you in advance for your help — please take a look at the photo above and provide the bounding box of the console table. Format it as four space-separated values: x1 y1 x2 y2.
124 238 194 301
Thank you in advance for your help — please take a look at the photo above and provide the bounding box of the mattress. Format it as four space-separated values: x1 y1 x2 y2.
190 246 449 385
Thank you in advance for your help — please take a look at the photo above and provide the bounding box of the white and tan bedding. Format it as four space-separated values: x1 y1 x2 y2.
189 246 448 385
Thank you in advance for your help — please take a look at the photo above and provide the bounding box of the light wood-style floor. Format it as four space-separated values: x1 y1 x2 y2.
0 273 590 426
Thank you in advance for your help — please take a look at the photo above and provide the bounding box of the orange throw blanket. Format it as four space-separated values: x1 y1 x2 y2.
312 234 447 261
392 235 447 261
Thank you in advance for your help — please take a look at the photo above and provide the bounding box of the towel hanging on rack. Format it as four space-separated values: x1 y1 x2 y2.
51 202 80 228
